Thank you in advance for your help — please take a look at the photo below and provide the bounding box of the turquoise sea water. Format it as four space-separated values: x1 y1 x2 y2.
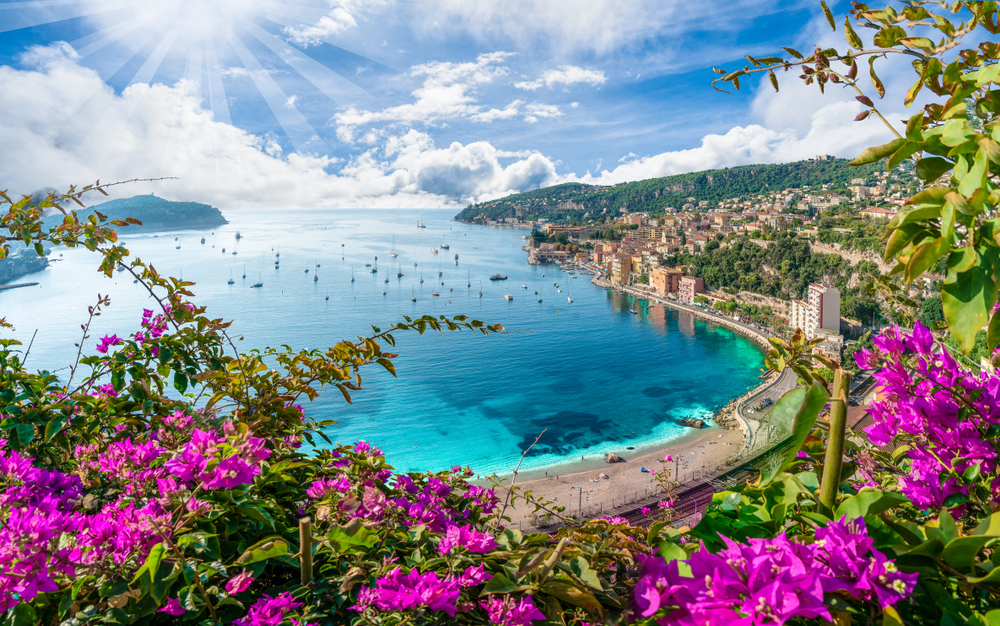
2 209 764 475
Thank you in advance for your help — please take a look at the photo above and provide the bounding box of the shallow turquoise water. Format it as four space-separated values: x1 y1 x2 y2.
2 209 764 474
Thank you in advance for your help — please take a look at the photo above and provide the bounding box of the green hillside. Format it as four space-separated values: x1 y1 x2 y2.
454 158 886 223
54 194 228 231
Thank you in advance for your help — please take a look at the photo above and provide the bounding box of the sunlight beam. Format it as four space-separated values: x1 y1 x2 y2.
226 26 330 154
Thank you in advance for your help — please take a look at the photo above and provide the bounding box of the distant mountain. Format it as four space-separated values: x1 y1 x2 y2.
0 246 50 283
454 158 886 223
57 194 228 231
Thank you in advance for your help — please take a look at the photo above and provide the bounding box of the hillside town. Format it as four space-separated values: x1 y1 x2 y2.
498 161 943 365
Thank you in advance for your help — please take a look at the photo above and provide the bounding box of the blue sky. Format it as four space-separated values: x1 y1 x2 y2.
0 0 909 208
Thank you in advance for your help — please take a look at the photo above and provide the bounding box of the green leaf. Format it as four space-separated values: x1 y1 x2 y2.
905 112 924 141
44 414 68 441
968 568 1000 585
760 383 828 486
850 137 906 166
887 140 920 170
873 25 906 48
568 556 603 590
972 511 1000 537
15 423 34 446
906 237 949 283
781 47 803 59
943 259 996 353
883 605 904 626
10 602 37 626
656 541 687 565
987 308 1000 353
235 538 288 565
835 491 908 522
844 16 863 49
483 573 525 594
958 148 989 197
540 580 602 611
820 1 836 30
915 157 954 181
941 536 995 570
327 519 378 552
131 543 166 584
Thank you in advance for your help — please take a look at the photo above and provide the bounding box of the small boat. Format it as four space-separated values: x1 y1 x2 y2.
567 283 573 303
432 291 440 296
174 237 178 241
505 293 513 301
384 277 389 283
558 289 562 293
440 281 444 285
431 248 438 254
276 247 280 258
441 243 449 249
201 238 206 244
242 264 246 279
383 290 387 295
490 274 507 281
397 265 404 277
417 213 426 228
235 231 241 240
411 286 417 301
449 287 453 291
414 262 417 266
228 270 234 285
325 292 329 300
365 263 372 267
420 273 424 283
478 280 483 298
351 265 355 282
176 245 181 249
314 271 318 282
232 251 237 255
629 309 638 315
305 268 309 273
538 297 543 302
316 262 321 268
553 282 558 286
522 274 527 289
251 273 263 288
371 261 378 274
391 235 398 257
467 270 471 287
222 248 226 253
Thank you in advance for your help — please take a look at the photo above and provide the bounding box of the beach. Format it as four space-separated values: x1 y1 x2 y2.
497 424 745 529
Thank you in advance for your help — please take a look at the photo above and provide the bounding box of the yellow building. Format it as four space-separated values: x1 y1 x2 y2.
611 254 632 283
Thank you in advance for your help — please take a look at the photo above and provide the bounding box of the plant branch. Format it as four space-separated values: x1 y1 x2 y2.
493 428 547 530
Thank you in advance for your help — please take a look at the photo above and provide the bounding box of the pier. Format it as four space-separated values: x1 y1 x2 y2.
0 282 39 291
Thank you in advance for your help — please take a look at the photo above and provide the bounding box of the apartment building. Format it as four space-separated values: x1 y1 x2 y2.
679 276 705 304
789 284 841 337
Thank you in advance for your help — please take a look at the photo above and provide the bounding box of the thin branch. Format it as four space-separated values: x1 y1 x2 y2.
21 329 38 366
493 428 547 530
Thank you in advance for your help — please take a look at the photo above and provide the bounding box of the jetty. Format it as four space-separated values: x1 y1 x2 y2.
0 282 39 291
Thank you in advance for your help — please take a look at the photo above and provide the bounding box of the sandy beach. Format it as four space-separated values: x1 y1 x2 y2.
497 425 744 529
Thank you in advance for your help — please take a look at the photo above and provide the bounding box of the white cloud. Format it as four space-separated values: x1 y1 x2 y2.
523 103 561 124
282 0 388 46
219 67 280 79
285 95 299 109
514 65 606 90
334 52 523 141
0 45 561 208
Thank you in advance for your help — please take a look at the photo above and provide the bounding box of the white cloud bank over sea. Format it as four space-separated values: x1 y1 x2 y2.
2 44 903 209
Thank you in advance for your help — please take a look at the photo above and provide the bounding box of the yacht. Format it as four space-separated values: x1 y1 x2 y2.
467 270 471 287
351 265 355 282
432 291 440 297
522 274 527 289
242 264 246 279
391 235 398 257
411 286 416 301
567 283 573 303
201 238 206 244
441 243 449 249
417 213 426 228
325 292 329 300
505 293 513 301
235 231 241 240
228 270 234 285
251 273 263 288
478 280 483 298
431 248 438 254
420 273 424 283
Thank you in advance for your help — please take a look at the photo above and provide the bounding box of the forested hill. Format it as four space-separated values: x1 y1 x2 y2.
454 158 884 223
50 194 228 231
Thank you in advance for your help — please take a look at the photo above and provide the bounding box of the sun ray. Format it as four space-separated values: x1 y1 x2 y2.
204 38 232 126
225 25 330 154
0 0 142 34
71 10 148 58
239 15 372 107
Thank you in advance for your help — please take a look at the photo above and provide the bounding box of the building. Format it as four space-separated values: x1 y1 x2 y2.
789 284 841 337
611 254 632 283
859 207 896 220
679 276 705 304
627 214 644 227
650 267 685 294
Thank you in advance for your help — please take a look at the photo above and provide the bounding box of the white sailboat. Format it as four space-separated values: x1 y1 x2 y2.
242 264 246 279
567 282 573 303
251 273 263 288
227 270 234 285
522 273 527 289
411 286 417 301
351 265 355 282
417 213 426 228
391 235 398 257
467 270 470 287
478 280 483 298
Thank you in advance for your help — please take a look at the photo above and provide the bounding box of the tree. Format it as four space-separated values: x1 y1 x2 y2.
917 295 945 330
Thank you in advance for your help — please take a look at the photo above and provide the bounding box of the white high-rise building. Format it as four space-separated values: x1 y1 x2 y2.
788 284 840 337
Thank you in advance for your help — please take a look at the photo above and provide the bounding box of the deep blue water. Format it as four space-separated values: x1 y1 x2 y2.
2 209 764 474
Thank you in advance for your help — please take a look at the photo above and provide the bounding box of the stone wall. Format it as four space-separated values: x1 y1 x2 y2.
809 241 893 273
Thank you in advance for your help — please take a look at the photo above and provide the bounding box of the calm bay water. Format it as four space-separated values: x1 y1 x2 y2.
2 209 764 474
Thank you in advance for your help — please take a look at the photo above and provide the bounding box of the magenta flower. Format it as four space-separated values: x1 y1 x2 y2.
437 524 497 555
480 595 546 626
158 598 185 616
225 570 255 595
641 506 651 516
95 334 121 354
355 567 462 616
306 475 351 499
233 592 302 626
459 563 493 587
200 455 260 490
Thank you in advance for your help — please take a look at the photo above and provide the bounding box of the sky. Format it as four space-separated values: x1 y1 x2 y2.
0 0 917 209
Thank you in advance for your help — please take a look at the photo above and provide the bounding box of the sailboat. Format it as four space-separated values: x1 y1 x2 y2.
467 270 471 287
438 259 442 277
411 286 417 301
538 295 543 302
251 273 263 288
385 276 389 283
371 259 378 274
314 267 319 282
228 270 234 285
391 235 398 257
441 242 449 249
420 273 424 283
454 253 459 265
522 274 527 289
325 292 329 300
417 213 426 228
478 280 483 298
397 264 403 278
505 291 513 301
567 282 573 303
242 264 246 279
351 265 355 282
276 247 279 258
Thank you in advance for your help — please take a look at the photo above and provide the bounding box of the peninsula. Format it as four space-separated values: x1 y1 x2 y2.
57 194 228 231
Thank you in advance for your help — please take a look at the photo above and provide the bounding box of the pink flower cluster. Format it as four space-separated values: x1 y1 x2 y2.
481 595 546 626
633 518 917 624
856 322 1000 509
163 428 270 491
437 523 497 555
354 564 494 617
233 592 307 626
